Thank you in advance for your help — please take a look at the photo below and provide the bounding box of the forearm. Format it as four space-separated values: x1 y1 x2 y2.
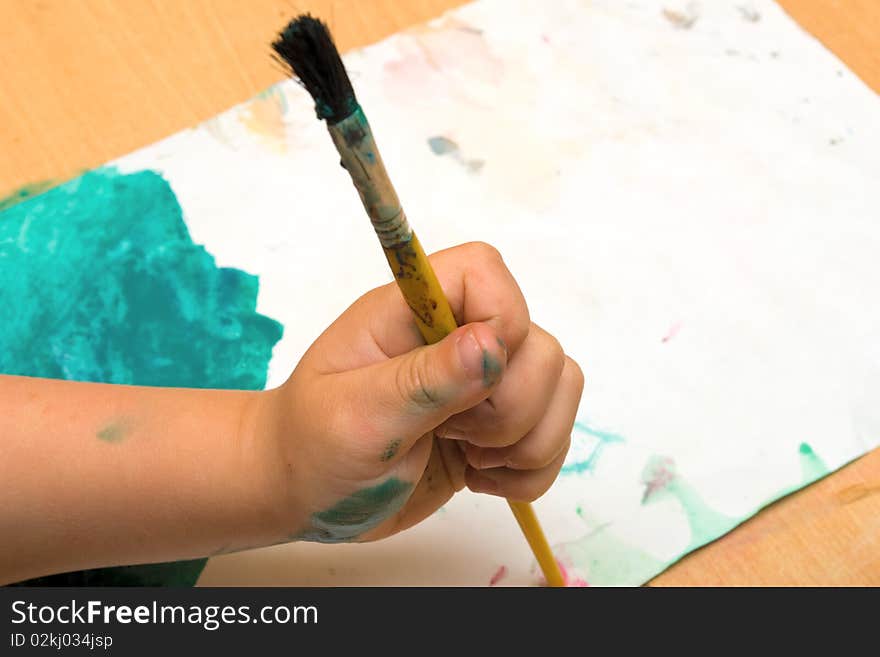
0 375 288 584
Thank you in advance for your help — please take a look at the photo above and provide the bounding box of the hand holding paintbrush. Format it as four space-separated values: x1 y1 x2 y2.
271 15 583 585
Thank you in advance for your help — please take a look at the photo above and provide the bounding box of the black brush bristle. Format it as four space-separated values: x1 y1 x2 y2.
272 14 358 124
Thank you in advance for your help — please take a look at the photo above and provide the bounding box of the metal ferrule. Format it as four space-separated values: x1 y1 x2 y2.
328 107 412 248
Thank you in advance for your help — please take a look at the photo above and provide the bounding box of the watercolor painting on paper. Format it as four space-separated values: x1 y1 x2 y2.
2 0 879 586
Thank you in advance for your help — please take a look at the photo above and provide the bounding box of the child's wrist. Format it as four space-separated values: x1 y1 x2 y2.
235 387 309 545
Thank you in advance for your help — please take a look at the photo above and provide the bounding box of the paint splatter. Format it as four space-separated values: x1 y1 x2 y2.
297 478 414 543
661 321 683 343
641 456 737 552
641 456 677 503
767 443 836 507
427 135 485 173
556 559 589 587
561 421 625 475
737 4 761 23
240 88 288 152
553 526 663 586
798 442 830 482
663 5 700 30
384 17 504 106
428 136 458 155
1 167 283 586
489 565 508 586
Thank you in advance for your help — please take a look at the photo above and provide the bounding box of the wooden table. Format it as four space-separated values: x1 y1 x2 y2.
2 1 877 585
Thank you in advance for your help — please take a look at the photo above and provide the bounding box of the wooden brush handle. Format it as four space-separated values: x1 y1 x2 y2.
330 109 565 587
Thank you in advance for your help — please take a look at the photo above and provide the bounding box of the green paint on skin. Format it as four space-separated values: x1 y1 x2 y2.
641 456 737 553
297 478 414 544
380 439 402 462
1 167 283 586
798 442 830 482
96 421 128 443
481 350 503 387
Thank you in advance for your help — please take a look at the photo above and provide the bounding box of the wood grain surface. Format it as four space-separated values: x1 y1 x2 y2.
0 0 876 585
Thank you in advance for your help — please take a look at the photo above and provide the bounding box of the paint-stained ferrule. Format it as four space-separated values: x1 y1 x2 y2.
328 107 457 346
328 107 412 248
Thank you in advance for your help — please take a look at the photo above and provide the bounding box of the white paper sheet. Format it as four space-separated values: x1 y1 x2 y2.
107 0 879 585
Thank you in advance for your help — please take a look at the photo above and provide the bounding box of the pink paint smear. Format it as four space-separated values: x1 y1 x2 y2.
661 321 683 343
537 560 589 587
557 560 589 587
489 565 508 586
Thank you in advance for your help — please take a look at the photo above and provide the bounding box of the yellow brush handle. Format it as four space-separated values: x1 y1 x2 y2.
508 500 565 587
383 233 565 588
327 109 565 587
381 233 458 345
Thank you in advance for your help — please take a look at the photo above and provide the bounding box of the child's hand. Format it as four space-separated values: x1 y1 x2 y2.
0 241 583 581
263 242 584 544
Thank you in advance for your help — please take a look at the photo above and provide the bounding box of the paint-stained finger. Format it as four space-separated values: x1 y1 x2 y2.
311 241 531 372
436 323 566 448
464 356 583 469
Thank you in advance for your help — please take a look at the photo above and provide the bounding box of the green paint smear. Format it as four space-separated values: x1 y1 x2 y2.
641 456 737 553
557 525 667 586
798 442 830 482
558 456 739 585
428 136 459 156
298 478 414 544
560 444 842 586
767 442 836 504
560 420 625 475
1 167 283 586
96 421 127 444
481 350 503 388
380 439 402 462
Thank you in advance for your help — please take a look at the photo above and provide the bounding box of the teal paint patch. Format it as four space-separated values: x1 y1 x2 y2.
298 478 414 544
1 167 283 586
798 442 830 482
428 136 459 155
555 524 667 587
427 136 485 173
561 421 625 475
641 455 737 553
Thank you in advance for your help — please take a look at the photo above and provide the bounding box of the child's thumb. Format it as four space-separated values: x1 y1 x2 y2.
347 323 506 450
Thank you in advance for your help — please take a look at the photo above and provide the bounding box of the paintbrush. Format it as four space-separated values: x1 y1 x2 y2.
272 14 565 588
